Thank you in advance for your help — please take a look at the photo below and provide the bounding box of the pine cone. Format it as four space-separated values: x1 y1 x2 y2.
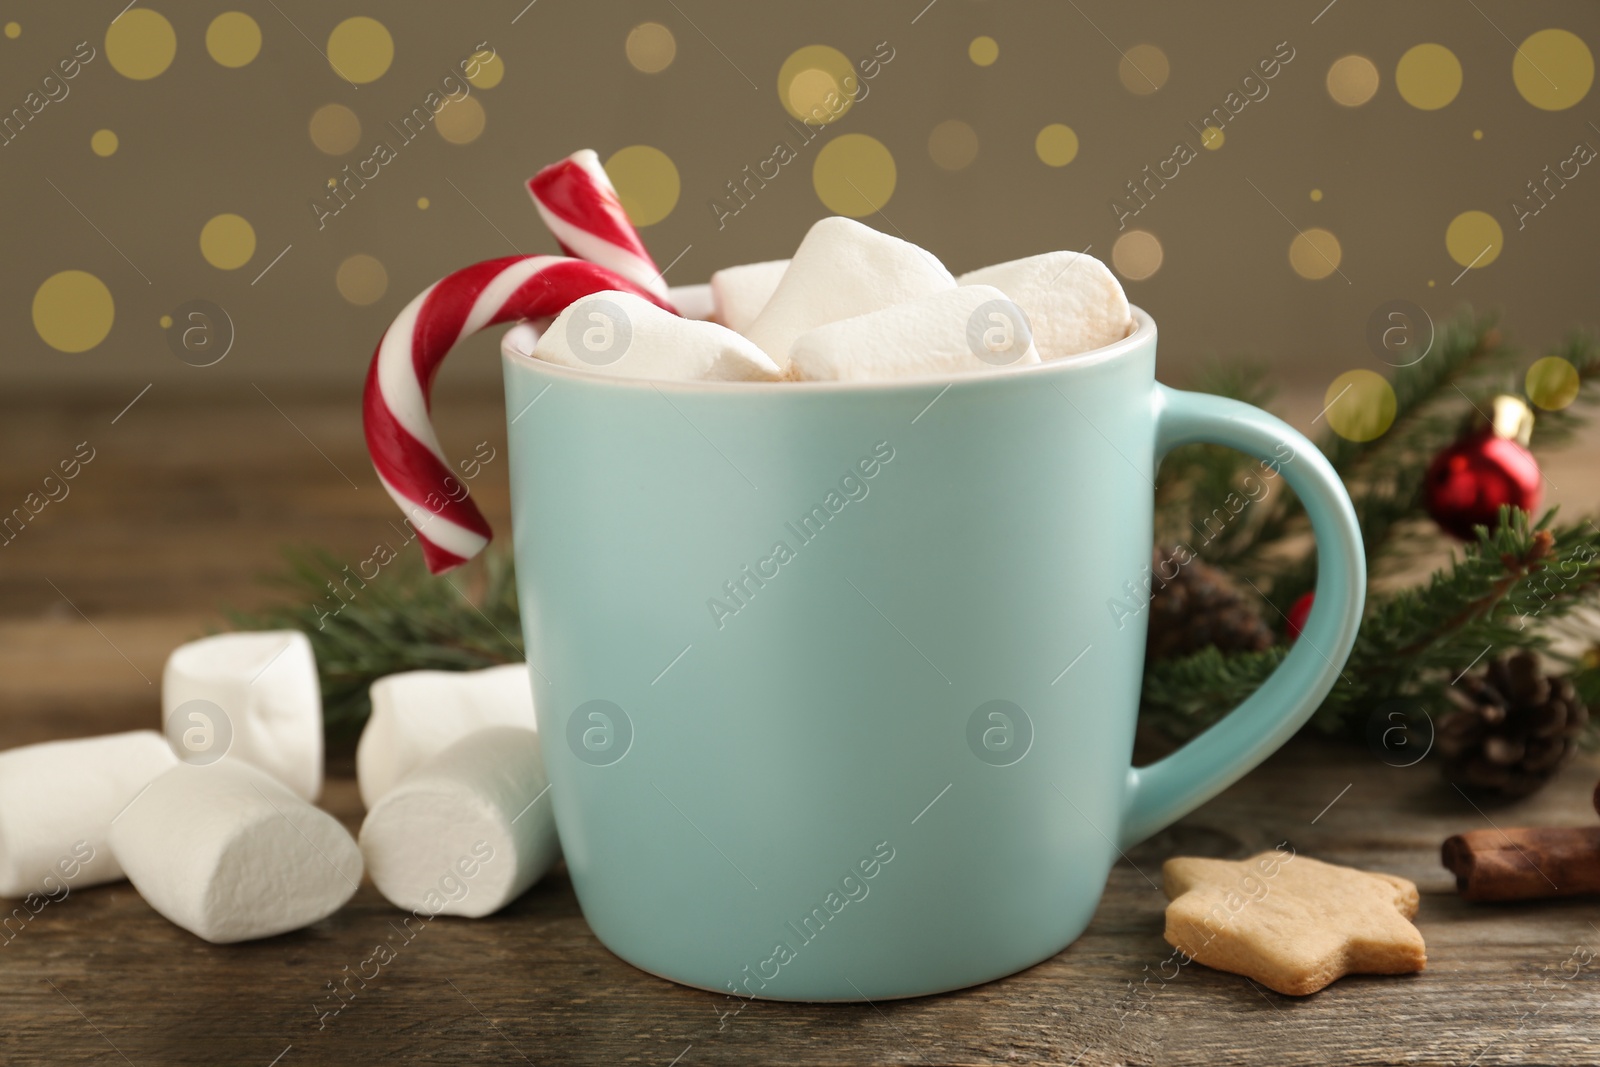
1144 547 1274 663
1436 651 1590 799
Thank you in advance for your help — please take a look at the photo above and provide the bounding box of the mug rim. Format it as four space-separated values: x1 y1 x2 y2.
500 304 1156 394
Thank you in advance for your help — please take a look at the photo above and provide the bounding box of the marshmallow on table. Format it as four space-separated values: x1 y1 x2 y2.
534 290 782 382
163 630 323 801
357 663 539 808
790 284 1041 382
0 731 176 898
958 251 1132 360
360 726 558 918
710 258 789 333
109 761 362 943
742 217 955 367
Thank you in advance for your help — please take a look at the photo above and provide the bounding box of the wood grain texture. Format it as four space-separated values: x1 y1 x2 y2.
2 389 1599 1066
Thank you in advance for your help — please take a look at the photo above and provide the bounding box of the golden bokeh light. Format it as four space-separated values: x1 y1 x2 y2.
106 8 177 80
1289 228 1342 280
327 16 393 84
928 119 978 171
1525 356 1581 410
1119 44 1170 95
435 96 486 145
813 134 896 216
1395 43 1462 110
1324 369 1397 442
1326 55 1379 106
91 129 119 157
969 36 998 67
309 104 361 155
626 22 676 73
1513 29 1593 110
605 145 680 226
200 213 256 270
779 45 856 124
1111 230 1163 281
1446 210 1502 269
206 12 261 68
336 254 388 306
466 49 503 89
34 271 114 353
1035 124 1079 166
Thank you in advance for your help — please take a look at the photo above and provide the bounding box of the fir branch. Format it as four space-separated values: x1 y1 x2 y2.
1574 662 1600 720
1244 325 1600 607
1236 313 1513 602
1141 509 1600 740
1263 326 1600 616
1153 312 1512 604
1139 645 1286 739
229 547 523 738
1317 511 1600 730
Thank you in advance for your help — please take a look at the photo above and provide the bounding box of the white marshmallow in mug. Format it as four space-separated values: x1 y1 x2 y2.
502 282 712 355
666 282 714 321
790 284 1041 382
534 291 782 381
741 217 955 367
357 663 539 808
162 630 324 800
108 761 362 944
710 258 789 333
958 250 1132 360
360 726 559 918
0 730 177 898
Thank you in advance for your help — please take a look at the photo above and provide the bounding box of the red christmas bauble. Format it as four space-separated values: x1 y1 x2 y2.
1423 430 1542 540
1286 592 1314 640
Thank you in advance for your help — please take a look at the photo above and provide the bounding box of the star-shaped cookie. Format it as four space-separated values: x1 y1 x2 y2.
1162 850 1426 996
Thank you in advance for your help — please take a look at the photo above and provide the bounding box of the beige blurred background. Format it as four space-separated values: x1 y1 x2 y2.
4 1 1598 396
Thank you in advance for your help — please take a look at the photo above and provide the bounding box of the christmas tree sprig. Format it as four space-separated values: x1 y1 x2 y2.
1158 313 1599 613
230 547 523 738
1141 310 1600 743
1325 509 1600 725
1142 508 1600 740
1235 313 1517 606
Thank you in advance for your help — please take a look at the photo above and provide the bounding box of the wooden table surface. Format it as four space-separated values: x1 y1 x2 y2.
3 386 1599 1067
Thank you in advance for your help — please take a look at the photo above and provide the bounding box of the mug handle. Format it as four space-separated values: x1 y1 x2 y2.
1119 385 1366 848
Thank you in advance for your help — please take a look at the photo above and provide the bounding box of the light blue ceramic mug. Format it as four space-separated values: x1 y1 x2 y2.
499 306 1364 1001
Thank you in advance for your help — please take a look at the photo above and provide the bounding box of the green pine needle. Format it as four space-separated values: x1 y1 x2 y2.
229 547 523 738
1141 309 1600 741
1142 508 1600 739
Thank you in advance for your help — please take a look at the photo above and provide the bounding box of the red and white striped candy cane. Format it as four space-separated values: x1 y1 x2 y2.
363 254 668 574
527 150 676 309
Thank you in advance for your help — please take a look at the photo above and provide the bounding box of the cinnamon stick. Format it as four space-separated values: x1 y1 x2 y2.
1441 826 1600 902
